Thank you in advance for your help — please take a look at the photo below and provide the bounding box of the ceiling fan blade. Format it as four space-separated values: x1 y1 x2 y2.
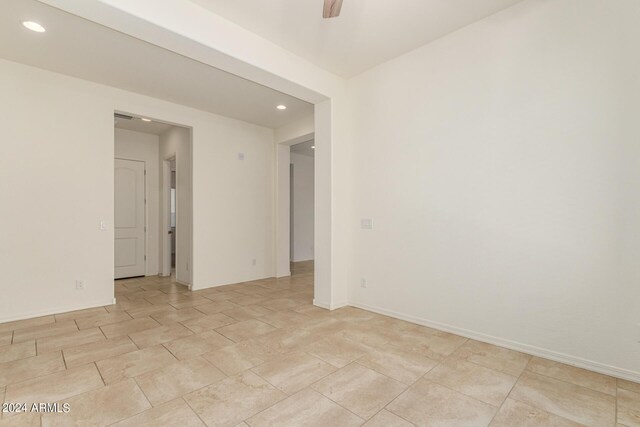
323 0 343 18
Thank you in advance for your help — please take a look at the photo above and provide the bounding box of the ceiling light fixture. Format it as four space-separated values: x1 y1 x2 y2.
22 21 46 33
276 105 287 110
141 118 152 122
312 145 316 149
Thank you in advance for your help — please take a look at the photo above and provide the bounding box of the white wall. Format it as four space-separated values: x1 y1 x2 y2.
0 58 275 322
159 126 192 284
347 0 640 378
191 122 275 289
114 128 160 276
290 152 314 262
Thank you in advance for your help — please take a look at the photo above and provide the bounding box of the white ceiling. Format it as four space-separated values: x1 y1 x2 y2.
115 116 174 136
0 0 313 129
192 0 524 78
291 140 315 157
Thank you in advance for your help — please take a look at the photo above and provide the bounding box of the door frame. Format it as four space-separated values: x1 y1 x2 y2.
114 157 147 278
161 155 176 277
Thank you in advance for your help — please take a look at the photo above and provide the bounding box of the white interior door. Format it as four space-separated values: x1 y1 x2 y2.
115 158 146 279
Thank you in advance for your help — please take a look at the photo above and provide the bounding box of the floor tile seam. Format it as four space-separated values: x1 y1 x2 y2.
392 378 502 416
438 352 523 385
1 354 69 395
103 377 153 425
180 395 209 427
389 354 504 418
290 383 367 423
160 342 183 362
93 361 107 387
301 358 404 421
349 357 426 387
486 349 535 425
506 394 594 426
189 368 291 427
372 406 417 426
249 353 339 398
520 368 617 398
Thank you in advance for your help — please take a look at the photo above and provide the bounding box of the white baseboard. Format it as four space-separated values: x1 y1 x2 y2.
313 299 331 310
0 299 115 324
351 300 640 384
275 272 291 278
313 299 349 311
330 300 350 310
190 273 279 292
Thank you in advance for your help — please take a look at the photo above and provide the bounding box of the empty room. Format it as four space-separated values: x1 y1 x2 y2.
0 0 638 426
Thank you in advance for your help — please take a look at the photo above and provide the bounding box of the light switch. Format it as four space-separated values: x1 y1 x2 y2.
100 221 108 230
361 219 373 229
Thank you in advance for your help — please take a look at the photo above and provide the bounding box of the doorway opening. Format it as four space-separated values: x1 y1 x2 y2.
289 139 315 272
163 157 177 278
113 112 192 287
276 133 316 289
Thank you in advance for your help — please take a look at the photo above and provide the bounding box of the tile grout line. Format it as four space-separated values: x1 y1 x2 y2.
383 346 449 422
98 326 109 340
160 342 180 362
127 334 142 351
486 354 532 425
521 367 617 398
296 356 395 422
130 375 154 410
505 394 591 426
94 361 107 386
181 395 212 427
379 337 506 422
59 347 68 371
501 354 592 426
374 405 417 426
248 362 367 426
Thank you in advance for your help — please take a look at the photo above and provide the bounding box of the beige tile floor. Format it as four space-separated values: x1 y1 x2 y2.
0 261 638 426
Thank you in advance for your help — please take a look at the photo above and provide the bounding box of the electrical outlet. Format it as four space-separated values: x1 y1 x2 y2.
75 280 85 290
360 278 367 288
361 219 373 229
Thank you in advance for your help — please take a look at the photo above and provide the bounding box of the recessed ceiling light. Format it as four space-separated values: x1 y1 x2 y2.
276 105 287 110
141 118 152 122
22 21 45 33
